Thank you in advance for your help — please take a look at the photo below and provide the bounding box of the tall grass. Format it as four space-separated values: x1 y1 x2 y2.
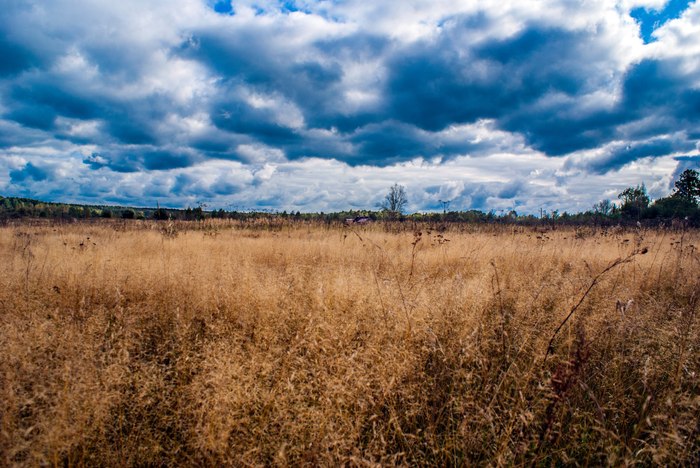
0 221 698 465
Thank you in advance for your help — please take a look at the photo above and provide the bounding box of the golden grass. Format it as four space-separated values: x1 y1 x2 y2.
1 220 698 465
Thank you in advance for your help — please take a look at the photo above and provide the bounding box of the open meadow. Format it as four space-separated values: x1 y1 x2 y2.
1 220 698 465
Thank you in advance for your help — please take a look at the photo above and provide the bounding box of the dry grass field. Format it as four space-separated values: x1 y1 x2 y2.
1 220 698 465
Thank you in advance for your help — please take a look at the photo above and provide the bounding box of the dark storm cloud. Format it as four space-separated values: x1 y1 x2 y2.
0 120 46 148
498 179 524 199
582 136 697 174
180 31 343 94
183 20 616 165
500 109 623 156
5 89 164 147
509 54 700 161
561 57 700 174
503 56 700 164
171 173 200 196
292 61 344 89
348 121 428 164
674 155 700 177
210 178 242 195
0 34 37 77
7 81 99 131
83 148 199 172
2 70 175 148
179 30 361 132
345 121 494 165
376 13 700 167
386 25 591 132
314 33 389 60
211 100 301 146
190 131 239 154
621 58 700 127
5 105 57 131
10 162 53 183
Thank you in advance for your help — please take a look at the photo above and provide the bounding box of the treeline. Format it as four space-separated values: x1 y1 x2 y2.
2 169 698 226
0 196 149 221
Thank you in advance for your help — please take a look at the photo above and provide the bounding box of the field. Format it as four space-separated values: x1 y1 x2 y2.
1 220 698 465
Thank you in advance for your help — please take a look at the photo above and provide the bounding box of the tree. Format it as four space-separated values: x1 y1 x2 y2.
381 183 408 216
593 199 613 216
650 196 697 219
153 208 170 220
672 169 700 205
618 184 650 219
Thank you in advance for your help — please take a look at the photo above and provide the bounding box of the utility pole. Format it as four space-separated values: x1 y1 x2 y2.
439 199 451 214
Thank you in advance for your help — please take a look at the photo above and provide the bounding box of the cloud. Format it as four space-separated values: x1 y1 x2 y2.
385 22 628 155
1 0 699 213
568 134 697 174
0 34 37 77
10 162 52 183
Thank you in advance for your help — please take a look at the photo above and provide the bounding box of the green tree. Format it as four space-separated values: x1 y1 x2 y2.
672 169 700 205
593 199 613 216
650 196 696 219
618 184 650 219
153 208 169 220
68 206 84 218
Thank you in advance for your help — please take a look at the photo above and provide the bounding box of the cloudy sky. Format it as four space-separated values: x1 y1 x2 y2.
1 0 699 213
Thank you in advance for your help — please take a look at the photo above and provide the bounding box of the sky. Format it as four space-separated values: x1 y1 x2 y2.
1 0 699 214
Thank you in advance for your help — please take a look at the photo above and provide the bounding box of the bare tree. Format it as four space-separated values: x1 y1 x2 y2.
381 183 408 216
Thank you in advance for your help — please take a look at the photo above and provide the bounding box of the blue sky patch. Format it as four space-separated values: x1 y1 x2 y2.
631 0 694 43
212 0 233 14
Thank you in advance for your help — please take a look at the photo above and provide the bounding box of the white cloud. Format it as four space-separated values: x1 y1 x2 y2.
648 2 700 79
1 0 698 213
